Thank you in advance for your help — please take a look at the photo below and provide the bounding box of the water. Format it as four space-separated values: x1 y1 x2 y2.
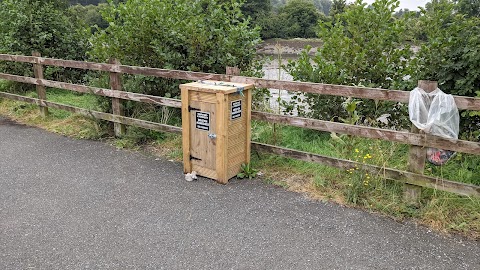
263 54 308 116
261 55 297 114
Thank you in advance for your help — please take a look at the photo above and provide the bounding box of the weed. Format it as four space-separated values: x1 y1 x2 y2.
237 163 258 180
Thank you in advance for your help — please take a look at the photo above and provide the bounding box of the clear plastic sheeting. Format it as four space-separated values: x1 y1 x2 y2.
408 87 459 139
408 87 460 166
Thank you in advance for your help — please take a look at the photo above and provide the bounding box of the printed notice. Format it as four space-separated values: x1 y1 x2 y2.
195 111 210 131
231 100 242 120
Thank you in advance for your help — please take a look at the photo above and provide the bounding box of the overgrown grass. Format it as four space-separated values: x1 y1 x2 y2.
0 86 182 154
1 83 478 239
0 86 106 139
251 121 480 238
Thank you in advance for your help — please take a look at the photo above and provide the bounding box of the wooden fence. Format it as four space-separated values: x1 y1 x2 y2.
0 53 479 199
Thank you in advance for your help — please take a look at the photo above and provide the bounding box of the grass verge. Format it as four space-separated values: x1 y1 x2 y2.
251 122 480 239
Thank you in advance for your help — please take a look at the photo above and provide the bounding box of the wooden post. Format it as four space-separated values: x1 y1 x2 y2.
405 80 438 202
226 66 241 77
181 86 191 174
32 52 48 117
109 58 126 137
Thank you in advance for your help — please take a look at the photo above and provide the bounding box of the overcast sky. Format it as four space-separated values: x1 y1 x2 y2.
352 0 429 10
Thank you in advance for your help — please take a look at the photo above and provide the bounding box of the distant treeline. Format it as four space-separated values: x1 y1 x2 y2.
69 0 126 5
69 0 105 5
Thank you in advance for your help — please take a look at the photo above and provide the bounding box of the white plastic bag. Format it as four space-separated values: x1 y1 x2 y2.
408 87 459 139
409 87 459 165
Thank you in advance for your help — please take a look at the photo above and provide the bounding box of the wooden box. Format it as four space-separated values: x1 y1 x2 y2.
180 81 254 184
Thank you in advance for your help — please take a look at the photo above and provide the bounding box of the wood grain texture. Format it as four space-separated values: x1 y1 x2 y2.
189 91 217 104
189 100 217 171
192 165 217 180
216 92 228 183
0 73 182 108
181 87 191 174
405 80 438 201
32 52 48 117
0 92 181 134
109 58 125 137
252 111 480 155
245 88 252 165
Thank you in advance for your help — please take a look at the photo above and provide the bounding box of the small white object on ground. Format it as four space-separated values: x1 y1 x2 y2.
185 171 198 182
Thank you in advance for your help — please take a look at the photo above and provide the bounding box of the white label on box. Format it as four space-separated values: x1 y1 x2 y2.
195 111 210 131
231 100 242 120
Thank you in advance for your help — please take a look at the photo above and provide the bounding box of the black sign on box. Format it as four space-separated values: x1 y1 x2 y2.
195 111 210 131
231 100 242 120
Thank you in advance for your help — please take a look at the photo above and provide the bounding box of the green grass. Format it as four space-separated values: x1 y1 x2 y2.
0 86 107 139
46 88 99 119
251 121 480 238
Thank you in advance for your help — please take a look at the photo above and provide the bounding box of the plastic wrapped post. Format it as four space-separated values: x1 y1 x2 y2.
408 87 460 165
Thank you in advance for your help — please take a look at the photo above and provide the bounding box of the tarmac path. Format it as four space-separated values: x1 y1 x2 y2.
1 116 479 269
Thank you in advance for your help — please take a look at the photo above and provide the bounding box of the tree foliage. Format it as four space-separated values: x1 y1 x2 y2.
89 0 260 99
69 3 109 29
241 0 271 20
286 0 479 133
69 0 107 5
0 0 88 89
455 0 480 18
258 0 326 39
280 0 323 38
414 0 480 97
330 0 346 16
286 0 412 126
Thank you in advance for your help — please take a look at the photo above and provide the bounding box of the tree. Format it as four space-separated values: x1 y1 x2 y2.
456 0 480 18
277 0 323 38
330 0 346 16
89 0 260 98
258 0 330 39
241 0 271 20
286 0 412 126
414 0 480 137
69 3 109 29
0 0 88 90
69 0 106 5
316 0 333 15
414 0 480 97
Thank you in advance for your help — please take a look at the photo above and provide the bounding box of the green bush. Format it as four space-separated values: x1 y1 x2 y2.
414 0 480 97
87 0 261 127
258 0 327 39
0 0 89 92
286 0 413 127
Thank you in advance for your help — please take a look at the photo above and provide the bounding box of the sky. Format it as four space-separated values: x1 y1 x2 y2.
352 0 429 10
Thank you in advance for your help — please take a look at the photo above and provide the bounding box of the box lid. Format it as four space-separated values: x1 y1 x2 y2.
180 80 254 94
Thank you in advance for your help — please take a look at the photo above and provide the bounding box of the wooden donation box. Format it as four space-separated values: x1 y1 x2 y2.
180 80 254 184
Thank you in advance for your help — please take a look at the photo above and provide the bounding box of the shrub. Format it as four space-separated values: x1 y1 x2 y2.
0 0 89 92
286 0 413 128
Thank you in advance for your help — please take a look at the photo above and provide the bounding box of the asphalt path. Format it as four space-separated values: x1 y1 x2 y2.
1 116 479 269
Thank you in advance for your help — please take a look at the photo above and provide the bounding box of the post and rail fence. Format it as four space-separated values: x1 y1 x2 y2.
0 53 479 199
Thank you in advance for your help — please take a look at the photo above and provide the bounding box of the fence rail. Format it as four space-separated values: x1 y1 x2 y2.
0 53 479 198
1 54 479 110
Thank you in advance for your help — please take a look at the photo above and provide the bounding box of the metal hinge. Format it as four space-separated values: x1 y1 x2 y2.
190 155 202 161
188 106 200 112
